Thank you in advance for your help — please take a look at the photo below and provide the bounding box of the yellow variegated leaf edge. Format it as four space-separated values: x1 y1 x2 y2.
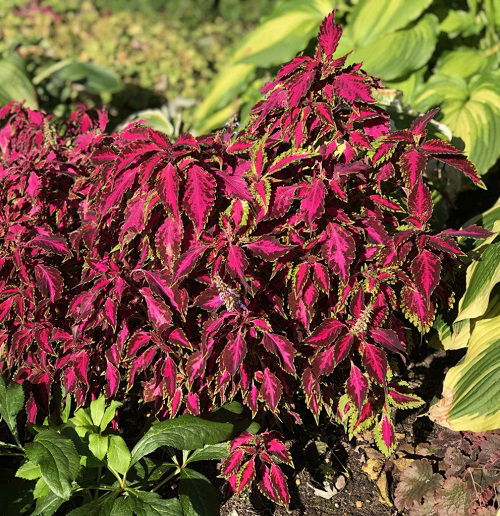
428 296 500 432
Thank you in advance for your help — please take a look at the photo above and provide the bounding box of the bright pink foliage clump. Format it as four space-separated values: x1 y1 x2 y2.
0 12 489 467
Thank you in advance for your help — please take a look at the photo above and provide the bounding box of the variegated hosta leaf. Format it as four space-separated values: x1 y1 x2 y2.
429 297 500 432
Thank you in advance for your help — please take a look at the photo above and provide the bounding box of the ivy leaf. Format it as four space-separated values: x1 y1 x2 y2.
107 435 131 476
89 434 109 462
394 459 441 509
0 376 24 438
25 429 80 499
89 396 106 428
179 468 220 516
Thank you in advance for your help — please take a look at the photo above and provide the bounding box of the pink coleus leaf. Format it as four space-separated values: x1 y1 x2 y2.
156 163 180 219
346 362 369 411
312 262 330 292
374 412 397 456
221 448 245 477
156 217 182 270
263 332 296 374
400 148 426 188
269 463 290 508
237 457 256 493
411 249 441 300
140 287 172 332
28 235 71 257
226 245 248 285
439 225 492 239
428 149 484 188
322 222 355 282
222 330 247 375
334 73 375 104
387 388 424 409
306 319 345 347
171 244 207 284
311 346 335 377
370 328 405 354
407 180 433 228
401 285 435 333
424 235 464 256
334 333 355 364
316 11 342 58
260 367 282 412
34 264 63 303
409 108 440 138
245 237 292 261
362 343 387 384
265 436 293 466
182 164 216 233
300 178 326 224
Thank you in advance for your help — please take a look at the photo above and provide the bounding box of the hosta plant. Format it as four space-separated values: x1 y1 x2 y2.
0 11 492 508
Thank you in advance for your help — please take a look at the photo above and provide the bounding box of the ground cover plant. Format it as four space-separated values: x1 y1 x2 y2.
0 10 496 514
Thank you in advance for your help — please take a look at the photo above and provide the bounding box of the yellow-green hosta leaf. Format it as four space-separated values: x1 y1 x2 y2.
429 298 500 432
414 72 500 174
435 48 492 80
433 315 471 351
193 0 335 131
335 14 439 81
386 67 425 105
0 58 38 109
348 0 432 46
456 240 500 322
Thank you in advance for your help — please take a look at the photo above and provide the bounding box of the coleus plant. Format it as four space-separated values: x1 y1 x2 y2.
0 10 492 503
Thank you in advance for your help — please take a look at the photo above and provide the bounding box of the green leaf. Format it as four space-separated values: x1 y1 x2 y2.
457 241 500 322
186 442 229 463
335 14 439 81
193 0 335 132
429 296 500 432
0 376 24 437
348 0 432 46
33 477 51 499
33 60 123 95
130 402 249 465
179 468 219 516
435 48 491 80
126 490 182 516
0 58 38 109
70 407 95 437
107 435 131 476
89 433 109 461
25 429 81 500
67 494 125 516
90 396 106 428
16 460 42 480
100 400 122 432
32 490 66 516
414 71 500 174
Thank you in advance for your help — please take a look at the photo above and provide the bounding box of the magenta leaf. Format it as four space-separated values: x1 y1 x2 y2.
34 264 63 303
346 362 369 411
334 73 375 103
362 343 387 384
183 165 216 233
28 235 71 257
300 178 326 224
411 250 441 300
260 368 283 412
322 222 355 282
245 237 292 261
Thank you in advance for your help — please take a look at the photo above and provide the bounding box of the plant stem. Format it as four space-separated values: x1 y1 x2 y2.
151 469 178 493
